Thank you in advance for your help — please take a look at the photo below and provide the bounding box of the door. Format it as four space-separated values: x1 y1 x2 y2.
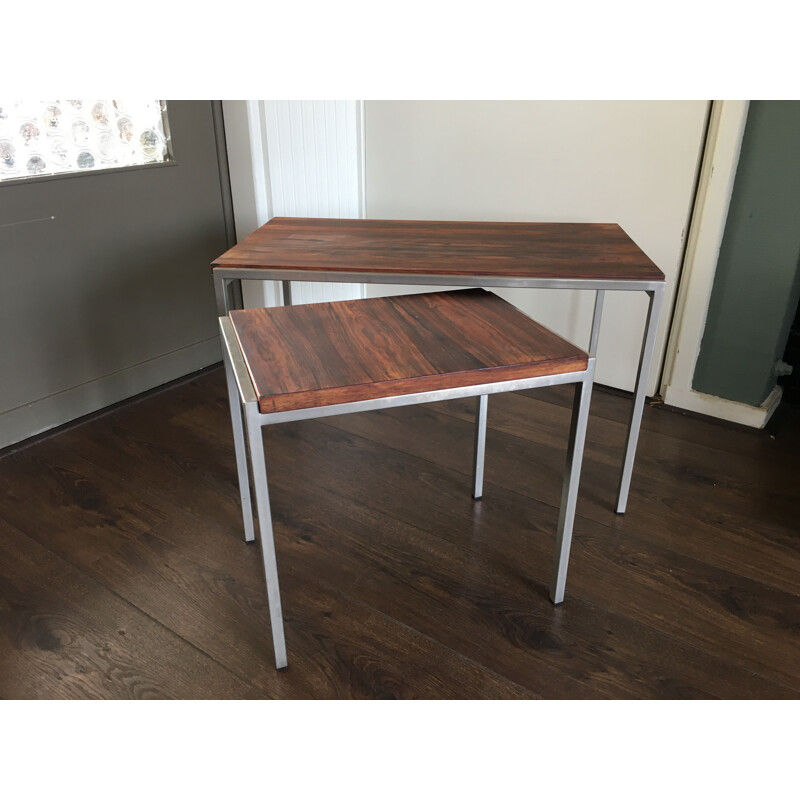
0 100 233 449
363 100 709 394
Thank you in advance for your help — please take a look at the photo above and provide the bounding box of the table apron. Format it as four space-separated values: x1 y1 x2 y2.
212 267 664 294
251 366 596 426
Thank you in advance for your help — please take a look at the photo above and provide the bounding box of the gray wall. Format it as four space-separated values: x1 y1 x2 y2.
0 101 233 449
693 101 800 406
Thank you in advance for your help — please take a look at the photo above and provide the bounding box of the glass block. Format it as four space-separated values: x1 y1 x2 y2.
19 121 41 144
97 131 116 161
49 137 70 165
0 99 172 181
26 154 47 174
139 128 163 158
77 151 96 169
42 104 61 131
0 139 16 171
117 116 134 143
91 101 110 128
71 118 91 146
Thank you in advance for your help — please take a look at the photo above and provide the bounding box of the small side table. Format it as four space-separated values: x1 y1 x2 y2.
219 288 595 669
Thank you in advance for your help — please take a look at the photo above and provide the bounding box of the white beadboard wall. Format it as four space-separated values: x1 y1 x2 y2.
264 100 365 305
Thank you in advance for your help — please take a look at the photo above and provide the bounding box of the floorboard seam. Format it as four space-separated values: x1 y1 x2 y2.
317 409 800 594
283 566 547 699
58 406 800 696
10 368 795 698
4 518 268 698
265 448 800 698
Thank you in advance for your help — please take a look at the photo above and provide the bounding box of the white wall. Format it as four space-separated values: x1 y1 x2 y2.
364 100 709 394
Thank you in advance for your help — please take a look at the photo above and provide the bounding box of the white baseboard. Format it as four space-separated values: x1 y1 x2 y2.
662 384 782 429
0 336 222 450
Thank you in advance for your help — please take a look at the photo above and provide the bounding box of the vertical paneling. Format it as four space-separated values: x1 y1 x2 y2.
264 100 364 305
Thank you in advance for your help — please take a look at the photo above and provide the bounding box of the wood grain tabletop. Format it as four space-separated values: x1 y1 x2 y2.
229 288 589 413
213 217 664 283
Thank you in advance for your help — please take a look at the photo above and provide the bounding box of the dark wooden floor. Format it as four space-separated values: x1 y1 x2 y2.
1 364 798 699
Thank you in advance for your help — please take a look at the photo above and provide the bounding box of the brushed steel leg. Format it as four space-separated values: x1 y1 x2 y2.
589 289 605 357
551 363 595 604
214 273 228 316
245 405 288 670
221 343 255 543
214 274 245 314
616 286 665 514
229 278 244 310
472 394 488 499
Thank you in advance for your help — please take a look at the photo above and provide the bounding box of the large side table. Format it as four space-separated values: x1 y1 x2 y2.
212 217 665 514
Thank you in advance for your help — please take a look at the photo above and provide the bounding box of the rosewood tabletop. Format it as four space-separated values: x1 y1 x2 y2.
212 216 667 514
213 217 665 286
230 288 589 414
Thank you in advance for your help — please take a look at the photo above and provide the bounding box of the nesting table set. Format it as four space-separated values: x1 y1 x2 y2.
212 218 665 669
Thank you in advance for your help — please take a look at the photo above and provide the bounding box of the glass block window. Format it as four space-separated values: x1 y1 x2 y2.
0 100 171 181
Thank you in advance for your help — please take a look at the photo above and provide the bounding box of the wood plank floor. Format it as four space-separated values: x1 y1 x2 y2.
1 364 798 699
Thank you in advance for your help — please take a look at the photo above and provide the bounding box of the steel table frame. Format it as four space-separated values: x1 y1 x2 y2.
219 316 596 669
213 267 665 515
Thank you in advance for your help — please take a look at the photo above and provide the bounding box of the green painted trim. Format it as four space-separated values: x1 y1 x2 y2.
693 101 800 406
